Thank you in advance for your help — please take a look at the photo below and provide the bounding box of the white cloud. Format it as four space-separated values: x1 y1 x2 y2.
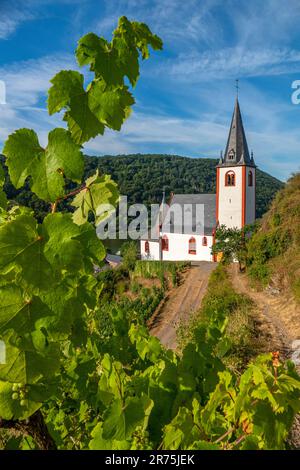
161 47 300 81
0 1 35 39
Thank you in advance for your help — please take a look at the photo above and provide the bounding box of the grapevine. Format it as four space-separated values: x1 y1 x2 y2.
0 17 300 451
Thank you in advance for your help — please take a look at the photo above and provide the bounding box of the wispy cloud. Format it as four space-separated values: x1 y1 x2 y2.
164 47 300 81
0 1 35 39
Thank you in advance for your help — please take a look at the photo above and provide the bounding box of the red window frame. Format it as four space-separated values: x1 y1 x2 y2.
188 237 196 255
225 171 236 187
162 235 169 251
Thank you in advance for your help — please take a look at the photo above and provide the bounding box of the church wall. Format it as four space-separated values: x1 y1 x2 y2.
161 233 213 262
218 166 243 229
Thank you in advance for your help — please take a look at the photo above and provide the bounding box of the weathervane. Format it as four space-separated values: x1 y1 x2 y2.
235 79 239 97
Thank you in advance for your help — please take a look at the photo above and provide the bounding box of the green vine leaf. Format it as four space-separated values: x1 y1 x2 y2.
0 329 60 385
3 128 84 202
0 285 53 335
0 165 7 209
48 70 105 144
102 395 153 441
0 213 54 291
71 171 119 225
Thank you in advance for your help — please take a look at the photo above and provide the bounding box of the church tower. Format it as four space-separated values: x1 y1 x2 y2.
216 98 256 229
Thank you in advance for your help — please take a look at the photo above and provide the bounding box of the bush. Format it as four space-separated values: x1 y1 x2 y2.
120 241 138 271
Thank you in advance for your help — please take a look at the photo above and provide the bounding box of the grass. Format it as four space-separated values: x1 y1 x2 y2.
246 173 300 301
177 264 261 372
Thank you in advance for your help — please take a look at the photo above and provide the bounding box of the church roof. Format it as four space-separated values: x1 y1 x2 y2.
167 193 216 235
219 98 256 167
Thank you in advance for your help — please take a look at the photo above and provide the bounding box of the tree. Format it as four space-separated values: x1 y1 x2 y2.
212 223 258 272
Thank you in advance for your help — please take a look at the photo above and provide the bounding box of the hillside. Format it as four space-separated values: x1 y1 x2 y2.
247 173 300 301
1 153 283 221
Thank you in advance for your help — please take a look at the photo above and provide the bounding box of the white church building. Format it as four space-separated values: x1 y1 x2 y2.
140 97 256 262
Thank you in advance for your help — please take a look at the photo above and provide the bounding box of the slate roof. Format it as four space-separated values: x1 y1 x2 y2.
218 98 256 167
166 193 216 235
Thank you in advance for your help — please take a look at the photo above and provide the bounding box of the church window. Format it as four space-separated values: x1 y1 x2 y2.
225 171 236 186
189 237 196 254
248 170 253 187
228 149 235 160
145 241 150 254
202 236 207 246
162 235 169 251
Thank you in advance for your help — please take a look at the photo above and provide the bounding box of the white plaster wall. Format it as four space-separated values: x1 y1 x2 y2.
245 168 256 225
218 166 243 229
161 233 213 262
140 240 160 260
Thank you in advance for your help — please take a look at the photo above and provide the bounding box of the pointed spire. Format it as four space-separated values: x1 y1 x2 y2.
221 97 254 166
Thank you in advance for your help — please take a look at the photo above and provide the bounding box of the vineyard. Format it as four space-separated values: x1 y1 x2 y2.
0 17 300 451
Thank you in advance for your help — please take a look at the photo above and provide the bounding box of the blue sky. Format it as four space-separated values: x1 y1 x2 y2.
0 0 300 180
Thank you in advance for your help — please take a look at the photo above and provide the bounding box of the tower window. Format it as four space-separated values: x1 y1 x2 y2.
145 241 150 254
162 235 169 251
228 149 235 160
225 170 236 186
202 236 207 247
248 170 253 187
188 237 196 254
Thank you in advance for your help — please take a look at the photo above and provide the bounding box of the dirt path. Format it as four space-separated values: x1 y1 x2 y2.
229 264 300 448
149 262 217 350
229 264 300 360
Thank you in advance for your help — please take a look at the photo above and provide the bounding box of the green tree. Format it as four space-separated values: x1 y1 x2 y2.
212 224 257 272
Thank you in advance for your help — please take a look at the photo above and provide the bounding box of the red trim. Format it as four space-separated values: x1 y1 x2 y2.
242 166 246 227
216 167 220 224
225 170 236 186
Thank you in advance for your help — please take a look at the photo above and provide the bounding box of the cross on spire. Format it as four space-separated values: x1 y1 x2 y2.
235 79 239 96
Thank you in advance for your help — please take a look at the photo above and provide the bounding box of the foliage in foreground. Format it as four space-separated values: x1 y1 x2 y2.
0 17 299 451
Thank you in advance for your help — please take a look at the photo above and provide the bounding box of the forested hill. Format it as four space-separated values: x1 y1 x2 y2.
85 154 283 218
2 153 283 220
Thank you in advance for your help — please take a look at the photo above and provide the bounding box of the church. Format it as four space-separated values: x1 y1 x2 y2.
140 97 257 262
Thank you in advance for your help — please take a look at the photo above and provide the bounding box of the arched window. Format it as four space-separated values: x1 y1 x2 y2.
225 171 235 187
145 241 150 254
202 236 207 246
188 237 196 255
162 235 169 251
228 149 235 160
248 170 253 187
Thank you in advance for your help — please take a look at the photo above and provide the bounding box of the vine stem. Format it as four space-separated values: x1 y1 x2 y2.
0 410 56 450
50 184 87 214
